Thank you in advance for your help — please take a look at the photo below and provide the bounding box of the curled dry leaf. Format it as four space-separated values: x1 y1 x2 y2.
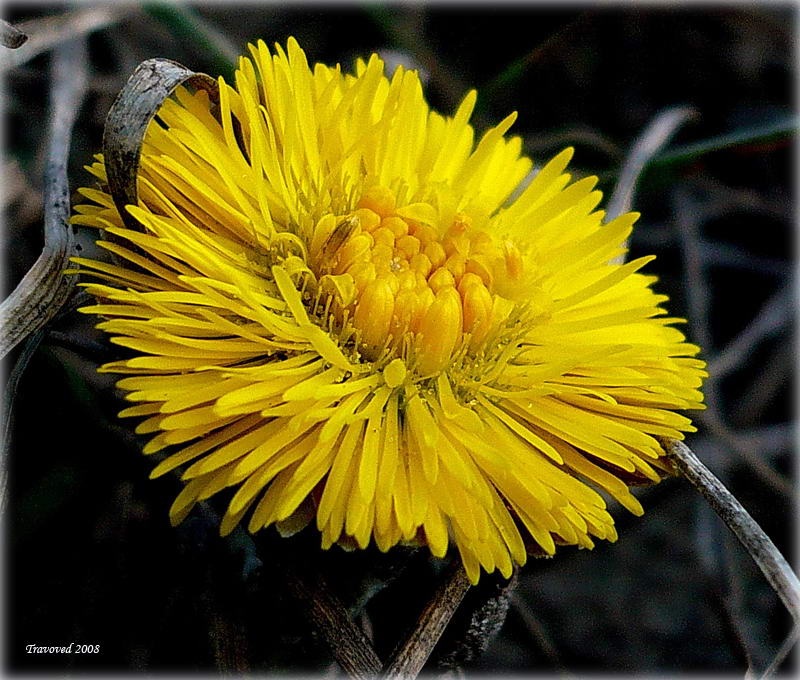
0 19 28 49
102 58 219 231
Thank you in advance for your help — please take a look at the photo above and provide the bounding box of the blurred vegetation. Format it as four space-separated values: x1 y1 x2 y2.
3 3 795 675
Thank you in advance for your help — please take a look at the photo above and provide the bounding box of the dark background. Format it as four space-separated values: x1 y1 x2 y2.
3 3 795 675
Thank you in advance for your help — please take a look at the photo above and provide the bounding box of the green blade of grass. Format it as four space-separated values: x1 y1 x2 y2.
652 115 797 167
599 114 797 183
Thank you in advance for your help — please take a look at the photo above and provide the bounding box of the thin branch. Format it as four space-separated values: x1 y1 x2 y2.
759 626 798 678
0 38 87 359
383 559 472 679
283 566 382 678
696 410 792 497
670 186 790 491
0 6 131 73
734 423 792 455
700 241 789 278
608 107 696 265
0 328 46 516
661 438 800 624
522 125 623 161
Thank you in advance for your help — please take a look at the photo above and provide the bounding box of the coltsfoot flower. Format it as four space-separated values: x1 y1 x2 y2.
71 38 706 583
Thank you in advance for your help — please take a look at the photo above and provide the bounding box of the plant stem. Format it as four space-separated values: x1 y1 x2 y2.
382 559 472 678
283 565 382 678
661 438 800 623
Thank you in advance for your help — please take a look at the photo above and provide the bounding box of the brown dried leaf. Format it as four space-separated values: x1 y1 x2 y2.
102 58 218 231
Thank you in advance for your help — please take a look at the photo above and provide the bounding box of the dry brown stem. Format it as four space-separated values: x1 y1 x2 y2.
0 5 130 72
662 438 800 624
283 566 383 678
383 559 472 678
608 106 696 264
0 38 87 359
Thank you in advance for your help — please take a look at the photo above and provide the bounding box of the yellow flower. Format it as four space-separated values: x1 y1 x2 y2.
71 38 706 584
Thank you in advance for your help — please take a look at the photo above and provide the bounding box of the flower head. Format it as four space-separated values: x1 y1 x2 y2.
71 38 706 583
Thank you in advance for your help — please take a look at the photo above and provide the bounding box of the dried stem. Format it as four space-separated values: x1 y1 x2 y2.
383 559 472 678
673 187 791 495
0 328 46 516
283 566 382 678
607 106 696 264
0 5 130 72
0 38 87 359
759 626 798 678
662 438 800 623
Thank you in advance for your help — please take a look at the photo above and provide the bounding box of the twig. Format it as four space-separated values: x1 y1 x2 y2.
608 106 696 264
661 438 800 624
0 38 87 359
759 626 798 678
0 328 46 515
712 509 756 673
1 19 27 48
0 6 131 73
432 571 516 672
283 566 382 678
700 241 789 278
691 174 791 223
696 410 792 497
383 559 472 678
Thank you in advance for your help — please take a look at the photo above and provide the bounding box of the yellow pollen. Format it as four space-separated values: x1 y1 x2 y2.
311 185 526 374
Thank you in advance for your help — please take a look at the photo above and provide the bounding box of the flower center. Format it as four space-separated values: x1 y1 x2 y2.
308 185 524 376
